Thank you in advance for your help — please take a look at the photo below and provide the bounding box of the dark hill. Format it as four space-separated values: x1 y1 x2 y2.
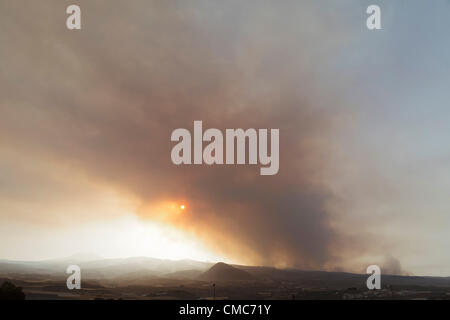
198 262 254 281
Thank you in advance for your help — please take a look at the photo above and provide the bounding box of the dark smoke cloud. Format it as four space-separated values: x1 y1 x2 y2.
0 1 360 268
381 255 410 276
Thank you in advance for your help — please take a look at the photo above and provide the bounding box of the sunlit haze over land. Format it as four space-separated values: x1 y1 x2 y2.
1 0 450 278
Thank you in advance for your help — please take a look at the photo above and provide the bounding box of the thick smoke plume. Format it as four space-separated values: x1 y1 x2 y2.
1 0 358 268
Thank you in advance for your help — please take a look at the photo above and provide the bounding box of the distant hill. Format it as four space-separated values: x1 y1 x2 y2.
0 256 212 280
198 262 254 281
164 269 204 280
3 256 450 291
52 252 103 263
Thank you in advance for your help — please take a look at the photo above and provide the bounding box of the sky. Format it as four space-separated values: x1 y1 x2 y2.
1 0 450 276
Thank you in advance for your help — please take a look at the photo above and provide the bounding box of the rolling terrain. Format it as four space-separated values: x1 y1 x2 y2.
2 256 450 300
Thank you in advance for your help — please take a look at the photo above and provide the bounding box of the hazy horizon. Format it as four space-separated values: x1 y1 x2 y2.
2 0 450 278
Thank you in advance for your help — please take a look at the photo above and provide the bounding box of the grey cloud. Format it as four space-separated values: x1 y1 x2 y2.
0 0 366 268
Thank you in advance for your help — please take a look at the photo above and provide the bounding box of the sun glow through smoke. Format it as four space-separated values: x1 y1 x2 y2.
79 214 224 262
